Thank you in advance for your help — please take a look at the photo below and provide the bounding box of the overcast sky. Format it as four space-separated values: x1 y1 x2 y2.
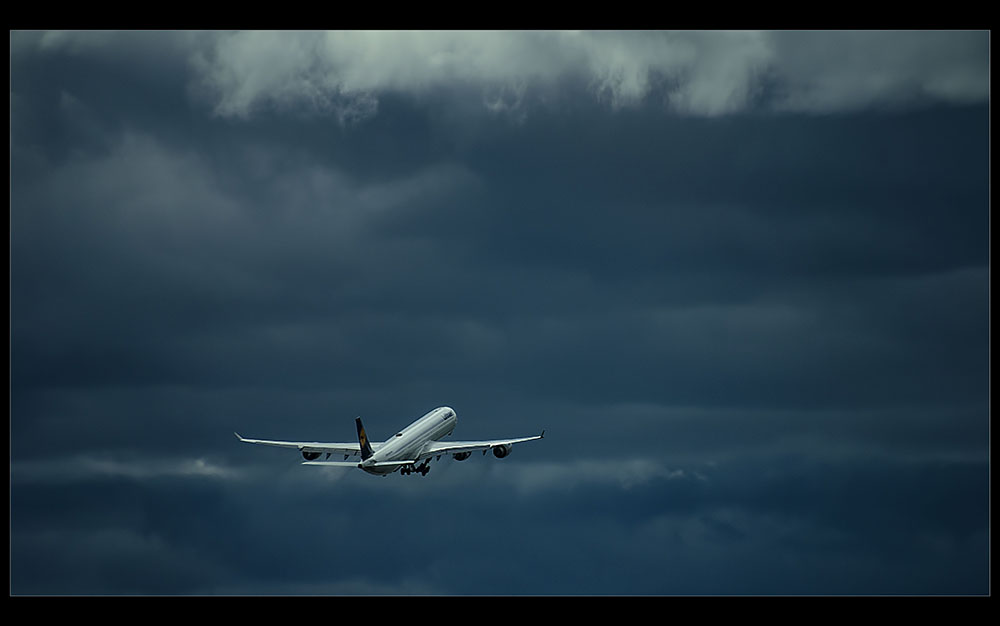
10 30 990 595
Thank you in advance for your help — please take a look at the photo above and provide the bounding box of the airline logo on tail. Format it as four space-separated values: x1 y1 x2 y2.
356 417 374 460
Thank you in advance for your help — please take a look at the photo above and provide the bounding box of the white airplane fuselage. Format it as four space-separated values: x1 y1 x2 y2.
360 406 457 475
236 405 543 477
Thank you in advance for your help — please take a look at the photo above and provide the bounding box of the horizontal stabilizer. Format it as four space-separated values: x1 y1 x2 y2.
364 459 418 468
302 461 362 467
302 459 418 468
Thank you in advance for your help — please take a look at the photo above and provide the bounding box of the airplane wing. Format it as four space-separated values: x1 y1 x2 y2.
234 433 381 458
419 432 545 460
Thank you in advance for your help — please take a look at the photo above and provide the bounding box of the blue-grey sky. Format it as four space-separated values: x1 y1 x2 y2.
10 30 990 595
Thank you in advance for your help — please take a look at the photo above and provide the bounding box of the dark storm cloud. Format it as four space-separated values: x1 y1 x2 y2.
12 452 987 595
11 31 989 595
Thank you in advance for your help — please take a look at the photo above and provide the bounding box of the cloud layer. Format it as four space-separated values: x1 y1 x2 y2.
21 30 987 119
183 31 989 119
11 30 989 595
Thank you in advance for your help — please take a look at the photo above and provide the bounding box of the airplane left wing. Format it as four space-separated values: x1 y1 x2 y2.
420 431 545 459
234 433 374 458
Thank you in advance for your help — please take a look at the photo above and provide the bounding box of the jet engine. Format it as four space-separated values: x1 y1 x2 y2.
492 444 512 459
302 450 321 461
453 452 472 461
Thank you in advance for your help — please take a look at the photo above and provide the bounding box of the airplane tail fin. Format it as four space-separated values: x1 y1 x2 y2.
356 417 374 460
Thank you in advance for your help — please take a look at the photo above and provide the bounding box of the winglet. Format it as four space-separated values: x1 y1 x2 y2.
234 432 244 441
540 429 545 438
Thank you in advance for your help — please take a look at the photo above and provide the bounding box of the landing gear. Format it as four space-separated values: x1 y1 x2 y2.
401 462 430 476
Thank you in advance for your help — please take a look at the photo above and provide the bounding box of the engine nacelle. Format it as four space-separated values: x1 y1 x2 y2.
492 444 512 459
453 452 472 461
302 450 321 461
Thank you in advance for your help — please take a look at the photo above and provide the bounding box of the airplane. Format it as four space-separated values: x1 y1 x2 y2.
235 406 544 476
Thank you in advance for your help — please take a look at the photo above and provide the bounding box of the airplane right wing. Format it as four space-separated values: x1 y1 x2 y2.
420 431 545 459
